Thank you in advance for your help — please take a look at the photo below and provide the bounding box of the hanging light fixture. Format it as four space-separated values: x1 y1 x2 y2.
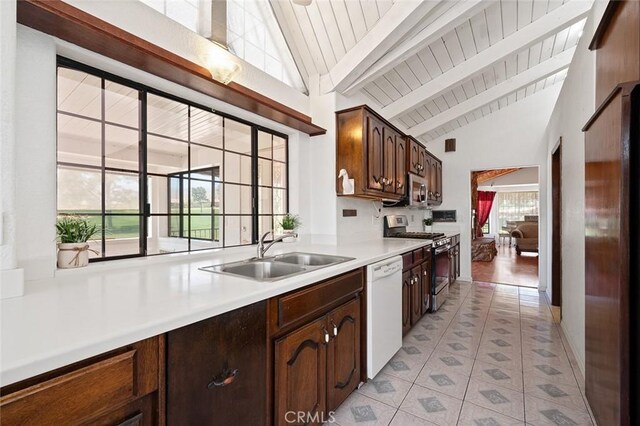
292 0 312 6
201 43 241 85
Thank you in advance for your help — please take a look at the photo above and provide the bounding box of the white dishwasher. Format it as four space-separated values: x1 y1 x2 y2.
366 256 403 378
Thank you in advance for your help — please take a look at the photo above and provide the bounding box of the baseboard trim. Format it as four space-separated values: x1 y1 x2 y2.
1 268 25 299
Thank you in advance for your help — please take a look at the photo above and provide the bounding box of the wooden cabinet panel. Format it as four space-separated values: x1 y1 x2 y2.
402 270 412 336
382 126 397 193
275 316 328 426
167 301 267 426
429 157 437 201
421 260 432 315
418 145 427 177
366 114 384 191
87 393 156 426
273 269 363 333
327 297 361 412
436 160 443 203
395 137 406 194
410 266 422 325
0 338 160 426
408 138 421 175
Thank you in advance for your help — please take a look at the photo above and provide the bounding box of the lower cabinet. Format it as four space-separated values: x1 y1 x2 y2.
402 245 433 336
166 301 267 426
0 337 163 426
271 269 364 425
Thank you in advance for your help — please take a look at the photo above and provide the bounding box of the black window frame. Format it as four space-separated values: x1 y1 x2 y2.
56 57 289 262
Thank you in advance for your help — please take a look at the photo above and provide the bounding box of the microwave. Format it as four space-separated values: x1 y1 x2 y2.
407 174 428 208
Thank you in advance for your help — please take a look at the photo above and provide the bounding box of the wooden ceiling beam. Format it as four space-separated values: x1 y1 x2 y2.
16 0 326 136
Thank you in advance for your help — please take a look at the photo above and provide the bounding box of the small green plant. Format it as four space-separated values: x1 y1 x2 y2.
423 218 433 226
279 214 301 231
56 216 99 243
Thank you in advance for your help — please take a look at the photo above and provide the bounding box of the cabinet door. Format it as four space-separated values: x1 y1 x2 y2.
436 160 443 202
402 270 412 336
421 260 432 315
167 302 267 426
429 157 438 201
327 297 361 412
418 146 427 177
410 266 422 325
395 137 407 194
275 315 328 426
408 139 420 174
382 127 397 192
366 115 384 191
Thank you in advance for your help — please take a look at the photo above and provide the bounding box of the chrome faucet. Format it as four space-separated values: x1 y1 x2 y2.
257 231 298 259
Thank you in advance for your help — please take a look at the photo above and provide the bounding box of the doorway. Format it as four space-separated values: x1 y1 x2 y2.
470 167 540 288
551 140 562 315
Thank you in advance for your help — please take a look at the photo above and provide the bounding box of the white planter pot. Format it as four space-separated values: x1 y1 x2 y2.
282 230 297 243
57 243 91 269
424 225 432 232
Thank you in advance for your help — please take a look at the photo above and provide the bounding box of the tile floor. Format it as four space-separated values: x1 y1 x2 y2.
331 281 596 425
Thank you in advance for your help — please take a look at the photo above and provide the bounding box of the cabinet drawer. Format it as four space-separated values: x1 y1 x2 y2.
1 351 136 425
275 269 364 330
413 249 424 264
402 252 413 270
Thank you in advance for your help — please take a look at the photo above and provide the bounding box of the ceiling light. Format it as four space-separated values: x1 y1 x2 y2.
201 44 241 85
292 0 312 5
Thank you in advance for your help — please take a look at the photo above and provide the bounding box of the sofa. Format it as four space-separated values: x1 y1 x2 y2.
511 221 538 255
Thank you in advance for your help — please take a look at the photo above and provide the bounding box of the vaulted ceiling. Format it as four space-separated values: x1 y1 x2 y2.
271 0 591 143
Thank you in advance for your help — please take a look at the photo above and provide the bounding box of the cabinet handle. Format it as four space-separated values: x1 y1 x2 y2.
323 328 330 344
331 321 338 337
386 178 393 186
207 368 239 389
397 182 403 189
435 192 440 198
423 270 427 277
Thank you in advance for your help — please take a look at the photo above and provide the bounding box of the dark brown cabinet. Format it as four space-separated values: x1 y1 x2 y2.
427 154 442 205
0 337 163 426
167 301 267 426
366 114 384 192
407 137 427 177
326 297 361 412
269 269 364 425
401 246 432 336
395 136 407 194
402 270 412 336
275 315 328 426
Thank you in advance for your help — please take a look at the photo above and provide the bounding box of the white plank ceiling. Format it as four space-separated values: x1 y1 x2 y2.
271 0 591 141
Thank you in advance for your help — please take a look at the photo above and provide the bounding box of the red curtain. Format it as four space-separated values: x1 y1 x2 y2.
476 191 496 238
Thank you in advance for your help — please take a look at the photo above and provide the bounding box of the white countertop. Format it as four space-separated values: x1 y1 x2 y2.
1 236 442 386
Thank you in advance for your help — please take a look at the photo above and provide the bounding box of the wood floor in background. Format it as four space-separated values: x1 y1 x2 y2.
472 245 539 288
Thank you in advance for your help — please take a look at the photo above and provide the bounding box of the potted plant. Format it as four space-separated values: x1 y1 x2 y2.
279 214 301 242
423 218 433 232
56 216 99 268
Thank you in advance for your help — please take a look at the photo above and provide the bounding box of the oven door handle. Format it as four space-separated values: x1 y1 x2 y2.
434 244 451 255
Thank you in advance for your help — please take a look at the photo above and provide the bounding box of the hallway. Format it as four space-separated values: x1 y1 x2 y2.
472 245 539 288
332 281 594 425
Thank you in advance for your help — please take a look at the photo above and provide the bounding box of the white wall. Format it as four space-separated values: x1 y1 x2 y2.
0 0 24 297
541 0 608 376
425 85 561 287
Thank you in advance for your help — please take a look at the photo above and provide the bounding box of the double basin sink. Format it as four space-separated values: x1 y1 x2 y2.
199 252 355 282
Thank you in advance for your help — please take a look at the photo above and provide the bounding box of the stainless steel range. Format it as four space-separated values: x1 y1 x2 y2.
384 215 451 312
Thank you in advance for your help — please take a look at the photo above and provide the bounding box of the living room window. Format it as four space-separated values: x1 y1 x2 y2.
495 191 539 228
56 59 288 261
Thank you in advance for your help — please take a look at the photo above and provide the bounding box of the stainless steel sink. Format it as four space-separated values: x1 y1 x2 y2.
199 252 354 282
273 252 354 266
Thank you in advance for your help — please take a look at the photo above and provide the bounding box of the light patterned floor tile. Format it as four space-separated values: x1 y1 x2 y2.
357 373 413 408
331 392 398 426
464 378 525 421
389 409 439 425
524 395 593 425
476 348 523 371
471 360 524 392
523 364 578 388
424 350 475 376
435 337 480 359
379 351 426 383
523 376 587 413
399 384 463 426
415 364 471 399
458 401 525 426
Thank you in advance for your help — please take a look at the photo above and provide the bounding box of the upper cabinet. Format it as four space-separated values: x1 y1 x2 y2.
336 106 406 200
336 105 442 203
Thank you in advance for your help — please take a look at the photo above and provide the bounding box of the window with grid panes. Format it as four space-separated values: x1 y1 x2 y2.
56 59 288 261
